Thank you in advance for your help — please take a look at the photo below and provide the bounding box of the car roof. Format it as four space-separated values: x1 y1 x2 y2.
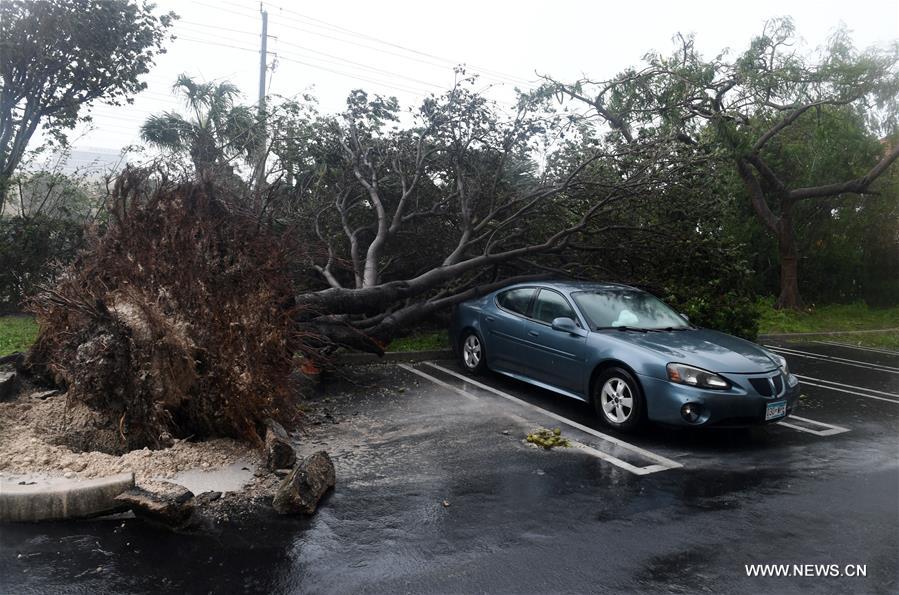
499 279 640 295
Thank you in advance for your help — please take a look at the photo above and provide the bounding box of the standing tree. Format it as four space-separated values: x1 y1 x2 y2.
0 0 175 211
548 19 899 308
140 75 261 179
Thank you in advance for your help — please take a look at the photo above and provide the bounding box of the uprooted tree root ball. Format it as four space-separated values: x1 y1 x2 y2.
26 174 313 454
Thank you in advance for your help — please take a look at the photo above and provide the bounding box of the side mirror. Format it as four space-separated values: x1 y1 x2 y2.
551 317 578 334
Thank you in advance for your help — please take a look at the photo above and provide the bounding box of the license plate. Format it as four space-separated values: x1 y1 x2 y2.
765 400 787 421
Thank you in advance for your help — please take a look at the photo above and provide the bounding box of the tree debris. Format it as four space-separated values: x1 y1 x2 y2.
526 427 570 449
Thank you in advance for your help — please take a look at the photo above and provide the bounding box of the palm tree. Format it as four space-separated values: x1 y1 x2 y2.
140 75 260 177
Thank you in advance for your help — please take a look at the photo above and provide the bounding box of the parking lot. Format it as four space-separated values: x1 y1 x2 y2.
2 340 897 594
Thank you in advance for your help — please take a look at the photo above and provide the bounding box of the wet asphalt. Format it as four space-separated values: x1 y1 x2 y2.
1 340 897 594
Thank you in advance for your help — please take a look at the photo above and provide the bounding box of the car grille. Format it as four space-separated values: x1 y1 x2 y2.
749 375 784 397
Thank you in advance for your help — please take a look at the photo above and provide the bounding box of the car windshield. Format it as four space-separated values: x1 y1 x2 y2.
571 289 689 331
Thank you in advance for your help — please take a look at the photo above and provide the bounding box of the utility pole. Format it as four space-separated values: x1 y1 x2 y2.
255 3 269 197
258 4 268 109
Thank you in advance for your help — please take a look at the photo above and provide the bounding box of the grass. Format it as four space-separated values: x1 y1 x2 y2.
0 315 39 357
757 299 899 351
2 313 453 357
829 333 899 351
387 329 449 352
7 302 896 356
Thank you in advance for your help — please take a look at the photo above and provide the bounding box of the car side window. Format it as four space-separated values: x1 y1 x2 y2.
532 290 576 324
496 288 536 316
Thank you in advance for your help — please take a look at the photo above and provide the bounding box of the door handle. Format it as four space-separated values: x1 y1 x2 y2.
486 316 496 322
528 330 539 337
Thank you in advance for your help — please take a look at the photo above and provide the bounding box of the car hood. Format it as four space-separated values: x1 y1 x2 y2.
605 328 778 374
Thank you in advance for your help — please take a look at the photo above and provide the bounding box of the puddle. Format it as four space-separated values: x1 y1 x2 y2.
165 460 256 493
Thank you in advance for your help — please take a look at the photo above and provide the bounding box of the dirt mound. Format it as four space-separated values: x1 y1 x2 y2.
26 174 309 453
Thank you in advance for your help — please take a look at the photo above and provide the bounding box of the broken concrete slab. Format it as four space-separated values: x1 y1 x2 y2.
0 472 134 521
115 482 195 528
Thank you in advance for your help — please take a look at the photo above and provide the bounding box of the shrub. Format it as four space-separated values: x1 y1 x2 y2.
0 215 84 313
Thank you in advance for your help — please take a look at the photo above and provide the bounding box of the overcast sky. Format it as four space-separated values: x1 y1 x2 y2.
70 0 899 155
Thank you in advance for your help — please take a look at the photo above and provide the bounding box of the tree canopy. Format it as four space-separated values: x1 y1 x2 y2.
140 74 261 178
547 18 899 308
0 0 175 209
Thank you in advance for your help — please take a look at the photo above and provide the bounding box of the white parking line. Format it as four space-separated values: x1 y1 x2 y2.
813 340 899 357
421 362 683 475
769 345 899 372
795 376 899 404
777 415 850 437
399 364 480 402
795 374 899 399
768 345 899 372
400 364 667 475
766 345 899 374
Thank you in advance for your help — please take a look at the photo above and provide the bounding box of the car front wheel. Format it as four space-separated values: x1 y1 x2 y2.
593 367 644 431
460 331 487 374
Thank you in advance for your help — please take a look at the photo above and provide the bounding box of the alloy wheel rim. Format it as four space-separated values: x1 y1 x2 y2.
600 377 633 423
463 335 481 369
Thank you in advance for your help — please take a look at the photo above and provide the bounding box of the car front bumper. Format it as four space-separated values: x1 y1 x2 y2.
637 372 801 427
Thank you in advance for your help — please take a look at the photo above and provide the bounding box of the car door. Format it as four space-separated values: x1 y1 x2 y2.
521 289 588 394
482 287 537 374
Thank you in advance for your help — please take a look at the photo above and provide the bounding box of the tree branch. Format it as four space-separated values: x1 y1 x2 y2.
787 143 899 201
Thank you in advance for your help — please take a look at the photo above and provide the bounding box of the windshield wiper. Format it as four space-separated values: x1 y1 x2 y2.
596 326 648 333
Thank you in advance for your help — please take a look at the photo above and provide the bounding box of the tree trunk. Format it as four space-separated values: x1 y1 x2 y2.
774 203 803 310
0 175 8 215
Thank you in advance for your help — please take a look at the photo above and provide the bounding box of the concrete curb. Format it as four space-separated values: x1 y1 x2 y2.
0 472 135 522
758 328 899 339
336 349 454 366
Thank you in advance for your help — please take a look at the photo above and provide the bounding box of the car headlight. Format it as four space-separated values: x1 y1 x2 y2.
769 352 799 387
770 352 789 376
666 363 729 389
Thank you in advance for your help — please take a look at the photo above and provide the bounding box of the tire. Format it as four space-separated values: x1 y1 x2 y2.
593 367 644 431
459 330 487 375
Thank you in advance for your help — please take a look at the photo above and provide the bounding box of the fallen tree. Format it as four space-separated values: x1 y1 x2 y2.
26 171 309 453
265 77 711 353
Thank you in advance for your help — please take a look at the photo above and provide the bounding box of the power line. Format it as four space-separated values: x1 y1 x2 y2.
176 35 259 54
177 20 457 89
178 20 257 38
173 33 435 97
275 54 434 97
176 23 447 90
271 21 525 86
185 0 533 88
275 41 446 90
212 0 259 16
189 0 255 19
233 0 535 85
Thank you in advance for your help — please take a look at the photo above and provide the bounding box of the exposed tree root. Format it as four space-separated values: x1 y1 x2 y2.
27 175 310 453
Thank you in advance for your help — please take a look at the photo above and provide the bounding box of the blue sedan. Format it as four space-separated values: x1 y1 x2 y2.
449 281 801 431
